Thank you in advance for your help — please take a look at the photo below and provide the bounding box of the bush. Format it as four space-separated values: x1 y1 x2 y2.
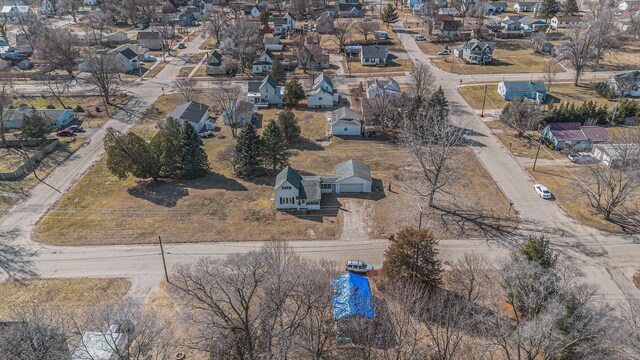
74 105 85 113
95 106 102 113
595 82 615 100
46 104 55 109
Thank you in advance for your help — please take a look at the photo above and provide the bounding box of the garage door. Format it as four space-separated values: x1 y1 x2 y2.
340 184 364 193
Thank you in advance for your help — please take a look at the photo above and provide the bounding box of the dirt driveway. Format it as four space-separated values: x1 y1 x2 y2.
340 199 372 241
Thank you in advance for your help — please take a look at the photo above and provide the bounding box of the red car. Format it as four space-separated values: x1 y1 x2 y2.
56 129 75 137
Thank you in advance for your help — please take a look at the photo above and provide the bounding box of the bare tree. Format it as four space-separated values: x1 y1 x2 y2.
446 252 490 302
83 52 123 116
0 304 71 359
216 145 239 171
531 32 548 53
332 20 354 52
59 0 83 22
590 6 618 71
557 26 598 86
291 0 309 18
449 0 472 24
580 161 639 221
403 100 467 208
543 58 562 92
154 22 176 63
203 10 228 47
499 98 548 137
355 20 380 42
81 10 113 46
220 21 261 74
630 14 640 39
415 1 439 35
75 298 175 360
362 86 405 134
0 19 9 44
175 78 197 102
15 17 48 52
622 300 640 359
410 62 434 99
421 290 472 360
41 77 72 109
37 29 80 75
0 80 14 145
211 81 242 137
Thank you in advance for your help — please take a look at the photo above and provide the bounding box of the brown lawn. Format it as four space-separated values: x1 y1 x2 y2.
0 278 130 319
458 84 508 111
527 164 640 233
485 120 560 160
344 58 413 74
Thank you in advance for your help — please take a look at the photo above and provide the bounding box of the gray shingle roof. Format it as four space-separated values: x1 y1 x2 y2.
331 107 360 125
314 73 333 90
262 74 277 89
248 81 261 93
170 101 209 123
275 166 302 190
334 160 372 182
361 45 388 59
502 81 547 93
119 47 137 60
4 107 69 123
300 179 321 202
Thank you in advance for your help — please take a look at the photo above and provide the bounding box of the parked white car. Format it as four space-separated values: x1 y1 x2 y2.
414 35 427 41
534 184 553 199
345 260 374 274
568 152 597 164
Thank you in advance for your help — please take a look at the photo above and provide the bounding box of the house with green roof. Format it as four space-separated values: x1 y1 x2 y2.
274 159 372 210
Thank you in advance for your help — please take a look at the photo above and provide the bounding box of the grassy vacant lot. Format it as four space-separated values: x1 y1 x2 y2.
485 120 559 160
427 38 555 74
458 84 508 110
600 37 640 71
344 58 413 74
0 278 130 319
527 164 640 233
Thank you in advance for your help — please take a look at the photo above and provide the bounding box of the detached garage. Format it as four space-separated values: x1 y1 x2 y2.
331 107 362 136
334 160 372 193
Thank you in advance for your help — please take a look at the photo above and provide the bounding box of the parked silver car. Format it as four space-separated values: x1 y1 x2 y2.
345 260 374 274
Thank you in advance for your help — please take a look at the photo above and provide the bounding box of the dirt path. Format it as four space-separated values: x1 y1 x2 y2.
340 199 371 241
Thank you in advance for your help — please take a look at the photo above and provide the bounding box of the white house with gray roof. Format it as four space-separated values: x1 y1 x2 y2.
252 50 275 74
455 39 494 65
306 73 339 108
169 101 212 133
2 106 76 129
497 81 547 102
365 77 401 99
360 45 388 66
275 159 372 210
330 107 361 136
248 74 285 107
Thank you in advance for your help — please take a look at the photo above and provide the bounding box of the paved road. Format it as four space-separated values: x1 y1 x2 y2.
1 24 639 304
393 22 640 305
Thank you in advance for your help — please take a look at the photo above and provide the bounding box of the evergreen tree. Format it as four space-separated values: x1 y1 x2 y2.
518 236 558 269
150 117 182 175
427 86 449 120
104 128 162 181
261 121 290 172
180 121 209 179
259 11 269 27
270 60 286 84
235 123 263 179
21 110 54 139
561 0 579 15
539 0 559 19
276 109 301 144
382 228 443 289
284 78 305 106
381 4 399 28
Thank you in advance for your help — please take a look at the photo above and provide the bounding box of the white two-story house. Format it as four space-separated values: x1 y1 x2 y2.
248 74 285 107
306 73 340 108
252 50 274 74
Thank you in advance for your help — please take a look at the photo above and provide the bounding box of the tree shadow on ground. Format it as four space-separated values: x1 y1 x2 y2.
0 229 37 281
127 172 247 207
294 137 325 151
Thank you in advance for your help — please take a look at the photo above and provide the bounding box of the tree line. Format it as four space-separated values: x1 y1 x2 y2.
104 118 209 181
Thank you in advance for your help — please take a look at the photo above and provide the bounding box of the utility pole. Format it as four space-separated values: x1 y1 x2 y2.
533 136 542 171
158 236 169 283
480 84 488 117
417 203 424 230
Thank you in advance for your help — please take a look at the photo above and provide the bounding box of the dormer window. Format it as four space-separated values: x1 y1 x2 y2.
282 185 292 190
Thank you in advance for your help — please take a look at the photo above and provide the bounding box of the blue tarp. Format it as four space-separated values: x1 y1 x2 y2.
331 273 375 320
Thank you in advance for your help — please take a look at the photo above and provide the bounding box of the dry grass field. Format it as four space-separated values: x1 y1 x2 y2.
344 58 413 74
485 120 559 160
0 278 130 319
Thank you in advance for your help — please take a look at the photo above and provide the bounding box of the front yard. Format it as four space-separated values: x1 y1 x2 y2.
33 93 516 245
343 58 413 74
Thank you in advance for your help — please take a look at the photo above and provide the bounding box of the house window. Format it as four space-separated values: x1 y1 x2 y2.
344 127 348 131
281 185 291 190
318 97 323 100
279 197 295 204
321 183 332 190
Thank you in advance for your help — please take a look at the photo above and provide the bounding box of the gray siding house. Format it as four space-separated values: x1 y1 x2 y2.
455 39 494 65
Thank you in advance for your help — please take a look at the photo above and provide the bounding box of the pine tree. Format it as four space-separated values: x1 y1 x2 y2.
539 0 559 20
180 121 209 179
235 123 263 179
382 228 443 289
150 117 183 175
21 110 54 139
261 121 290 172
270 60 286 84
381 4 399 28
284 78 305 106
427 86 449 119
104 128 162 181
276 109 301 144
561 0 579 16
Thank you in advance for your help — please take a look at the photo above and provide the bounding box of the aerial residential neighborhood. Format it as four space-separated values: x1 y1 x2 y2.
1 0 640 358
